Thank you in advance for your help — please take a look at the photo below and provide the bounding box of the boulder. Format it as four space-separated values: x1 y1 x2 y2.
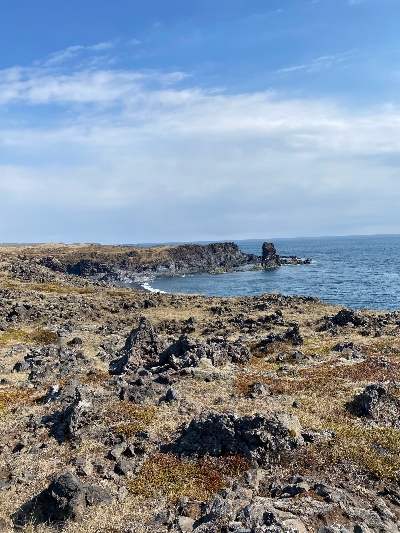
350 382 400 427
175 411 304 465
110 317 168 374
12 472 111 526
160 335 250 370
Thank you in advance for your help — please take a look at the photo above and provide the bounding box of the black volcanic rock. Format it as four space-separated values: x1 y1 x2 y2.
261 242 281 268
57 242 257 281
109 317 168 375
174 411 304 465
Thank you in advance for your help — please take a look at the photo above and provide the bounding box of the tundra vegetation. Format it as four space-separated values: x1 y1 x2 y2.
0 243 400 532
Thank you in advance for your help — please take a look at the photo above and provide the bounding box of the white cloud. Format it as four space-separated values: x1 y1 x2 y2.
1 52 400 241
278 52 351 74
34 42 115 67
89 42 114 51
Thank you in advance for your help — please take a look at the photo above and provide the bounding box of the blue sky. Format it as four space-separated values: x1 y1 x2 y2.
1 0 400 242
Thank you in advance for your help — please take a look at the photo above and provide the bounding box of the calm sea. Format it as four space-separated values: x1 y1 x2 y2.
142 235 400 311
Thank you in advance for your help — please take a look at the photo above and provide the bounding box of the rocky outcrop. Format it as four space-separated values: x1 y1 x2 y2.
12 472 111 526
261 243 281 268
160 335 251 370
174 411 304 465
40 242 258 281
109 317 168 374
349 382 400 428
4 241 311 285
176 472 400 533
110 318 250 376
261 242 311 269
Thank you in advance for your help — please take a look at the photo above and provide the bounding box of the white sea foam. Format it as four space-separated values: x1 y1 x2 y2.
141 282 167 294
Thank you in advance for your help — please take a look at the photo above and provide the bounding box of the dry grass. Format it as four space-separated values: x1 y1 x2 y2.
2 281 95 294
0 389 44 411
105 402 158 438
235 357 400 397
128 453 251 502
80 371 110 388
0 328 57 346
327 425 400 479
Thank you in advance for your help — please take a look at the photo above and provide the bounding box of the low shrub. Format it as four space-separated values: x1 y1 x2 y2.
0 328 57 346
106 402 157 438
128 453 251 502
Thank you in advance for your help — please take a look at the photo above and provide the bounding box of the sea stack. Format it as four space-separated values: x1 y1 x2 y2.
261 242 281 268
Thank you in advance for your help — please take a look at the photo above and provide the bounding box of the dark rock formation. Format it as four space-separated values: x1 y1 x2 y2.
48 242 258 281
261 242 311 269
332 309 365 327
111 319 251 378
261 242 280 268
110 317 168 375
260 324 303 347
12 472 111 526
41 384 92 443
349 382 400 428
174 411 304 465
160 335 251 370
182 472 399 533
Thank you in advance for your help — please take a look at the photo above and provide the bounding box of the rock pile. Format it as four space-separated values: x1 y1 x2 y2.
165 470 400 533
350 382 400 428
174 411 304 465
12 472 111 526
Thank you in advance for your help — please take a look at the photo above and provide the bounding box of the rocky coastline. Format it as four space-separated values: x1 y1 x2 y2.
31 242 260 284
11 241 310 289
0 243 399 533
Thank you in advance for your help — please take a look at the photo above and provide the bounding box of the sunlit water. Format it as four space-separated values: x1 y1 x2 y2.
134 235 400 311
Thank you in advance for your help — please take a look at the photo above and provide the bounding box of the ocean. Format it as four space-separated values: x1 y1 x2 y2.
137 235 400 312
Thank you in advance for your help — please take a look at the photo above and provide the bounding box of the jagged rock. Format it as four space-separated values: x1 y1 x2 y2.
71 456 93 477
120 373 167 405
12 472 111 526
110 441 128 460
160 335 250 370
262 325 303 347
164 387 180 402
115 459 133 475
178 516 195 532
117 486 129 502
41 380 99 443
249 383 272 399
349 382 400 428
332 342 364 359
67 337 83 346
261 243 281 268
332 309 364 327
175 411 304 465
109 317 168 374
13 360 30 372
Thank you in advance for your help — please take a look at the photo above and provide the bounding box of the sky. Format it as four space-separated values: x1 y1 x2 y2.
1 0 400 243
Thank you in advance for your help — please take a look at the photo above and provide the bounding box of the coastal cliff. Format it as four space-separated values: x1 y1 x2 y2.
13 242 259 283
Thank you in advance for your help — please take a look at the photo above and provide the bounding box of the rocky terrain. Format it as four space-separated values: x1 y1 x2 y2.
1 244 400 532
8 242 259 284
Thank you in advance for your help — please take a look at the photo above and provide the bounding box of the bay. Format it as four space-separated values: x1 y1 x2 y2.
143 235 400 311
